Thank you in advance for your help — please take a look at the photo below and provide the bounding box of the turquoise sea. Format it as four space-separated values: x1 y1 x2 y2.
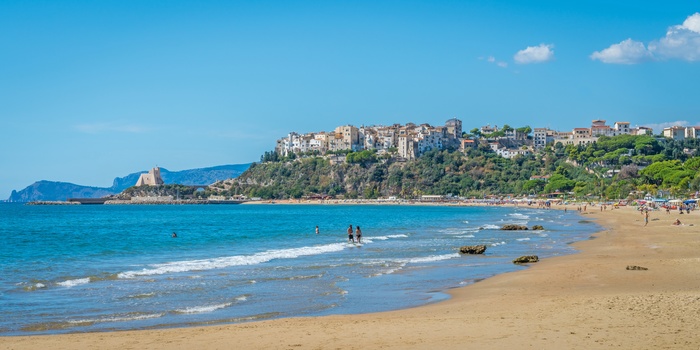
0 203 600 335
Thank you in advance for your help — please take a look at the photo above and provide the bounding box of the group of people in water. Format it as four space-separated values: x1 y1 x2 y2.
347 225 362 244
314 225 362 243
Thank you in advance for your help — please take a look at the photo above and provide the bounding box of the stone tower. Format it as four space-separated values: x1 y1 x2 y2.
135 167 165 186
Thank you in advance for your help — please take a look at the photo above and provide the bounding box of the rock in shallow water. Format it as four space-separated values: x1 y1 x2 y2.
459 245 487 254
513 255 539 264
501 224 528 230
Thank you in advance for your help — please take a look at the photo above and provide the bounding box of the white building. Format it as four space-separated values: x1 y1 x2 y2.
663 126 686 140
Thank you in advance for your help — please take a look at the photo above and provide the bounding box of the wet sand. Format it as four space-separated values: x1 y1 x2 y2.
3 206 700 349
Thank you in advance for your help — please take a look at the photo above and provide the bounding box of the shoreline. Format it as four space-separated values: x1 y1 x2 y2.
3 206 700 349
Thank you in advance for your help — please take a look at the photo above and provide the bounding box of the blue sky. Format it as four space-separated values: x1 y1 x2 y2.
1 0 699 198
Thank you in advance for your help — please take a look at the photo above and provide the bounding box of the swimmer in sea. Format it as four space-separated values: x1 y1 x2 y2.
347 225 354 243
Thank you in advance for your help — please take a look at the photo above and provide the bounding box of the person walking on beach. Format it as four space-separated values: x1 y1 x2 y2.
644 211 649 226
347 225 355 243
355 226 362 244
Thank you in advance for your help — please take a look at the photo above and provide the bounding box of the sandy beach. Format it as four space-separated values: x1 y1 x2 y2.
3 205 700 349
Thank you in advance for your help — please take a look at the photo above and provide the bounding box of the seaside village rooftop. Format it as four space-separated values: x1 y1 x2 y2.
273 119 688 161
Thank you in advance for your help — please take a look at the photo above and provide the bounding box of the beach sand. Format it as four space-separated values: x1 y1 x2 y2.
3 206 700 349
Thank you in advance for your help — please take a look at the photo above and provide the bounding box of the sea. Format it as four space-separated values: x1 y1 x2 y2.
0 203 601 335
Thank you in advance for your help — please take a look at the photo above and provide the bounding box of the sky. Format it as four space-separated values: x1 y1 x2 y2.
1 0 699 198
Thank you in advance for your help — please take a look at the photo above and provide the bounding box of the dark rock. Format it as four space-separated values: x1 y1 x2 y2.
531 225 544 230
459 245 487 254
626 265 648 270
501 224 529 230
513 255 539 264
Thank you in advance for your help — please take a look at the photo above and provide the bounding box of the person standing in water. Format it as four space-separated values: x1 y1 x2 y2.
355 226 362 244
315 226 319 235
347 225 354 243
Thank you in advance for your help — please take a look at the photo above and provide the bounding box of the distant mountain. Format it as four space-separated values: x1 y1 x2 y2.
7 181 119 203
7 163 251 202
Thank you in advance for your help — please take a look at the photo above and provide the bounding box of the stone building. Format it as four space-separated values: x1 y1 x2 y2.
135 167 164 186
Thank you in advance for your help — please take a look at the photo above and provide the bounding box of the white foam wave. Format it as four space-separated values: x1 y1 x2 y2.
516 238 531 241
371 234 409 241
371 266 404 277
57 278 91 288
175 302 232 314
481 224 500 230
443 229 479 235
118 243 347 278
69 313 164 324
236 295 248 302
491 241 507 246
509 213 530 220
455 234 475 238
405 253 460 264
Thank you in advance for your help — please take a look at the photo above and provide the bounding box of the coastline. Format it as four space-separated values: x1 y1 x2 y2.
3 206 700 349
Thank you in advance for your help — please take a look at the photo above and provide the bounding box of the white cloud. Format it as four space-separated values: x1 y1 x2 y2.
514 44 554 64
682 12 700 33
481 55 508 68
74 122 149 134
642 121 693 132
590 39 652 64
592 12 700 64
648 12 700 61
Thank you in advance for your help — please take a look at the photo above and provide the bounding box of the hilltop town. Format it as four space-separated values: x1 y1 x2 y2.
210 117 700 202
274 118 694 161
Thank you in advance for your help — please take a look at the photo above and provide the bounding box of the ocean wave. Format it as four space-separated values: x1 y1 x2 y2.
57 278 91 288
442 228 480 235
126 292 156 299
480 224 501 230
370 265 405 277
404 253 460 264
118 243 348 278
371 234 409 241
22 282 47 292
174 302 233 314
516 238 531 241
288 274 323 280
455 234 475 238
491 241 507 246
508 213 530 220
68 312 164 325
